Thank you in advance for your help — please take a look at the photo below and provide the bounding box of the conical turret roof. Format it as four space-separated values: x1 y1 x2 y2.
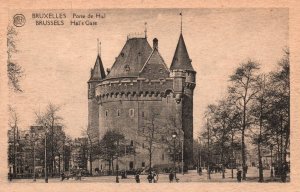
89 54 106 81
170 33 194 71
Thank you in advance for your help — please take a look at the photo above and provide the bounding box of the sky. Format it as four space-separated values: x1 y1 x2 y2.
8 8 288 138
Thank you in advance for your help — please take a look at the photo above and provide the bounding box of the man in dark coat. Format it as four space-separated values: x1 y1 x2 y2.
135 172 140 183
237 169 242 182
147 172 153 183
169 172 174 183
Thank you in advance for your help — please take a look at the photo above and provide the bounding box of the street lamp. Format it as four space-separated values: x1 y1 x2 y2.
199 139 202 176
15 141 19 178
116 139 119 183
181 136 184 175
44 125 48 183
270 145 273 178
172 132 177 177
31 132 36 182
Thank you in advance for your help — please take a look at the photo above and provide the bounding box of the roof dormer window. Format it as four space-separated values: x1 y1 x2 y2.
125 65 130 72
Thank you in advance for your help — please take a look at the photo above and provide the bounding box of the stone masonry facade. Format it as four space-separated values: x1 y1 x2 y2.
87 31 196 173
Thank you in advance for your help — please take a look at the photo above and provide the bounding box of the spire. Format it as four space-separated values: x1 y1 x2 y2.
97 38 101 57
180 11 183 33
170 33 194 71
89 40 106 81
144 22 147 38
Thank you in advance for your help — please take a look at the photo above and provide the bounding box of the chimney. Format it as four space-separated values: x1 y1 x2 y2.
153 38 158 50
106 68 111 74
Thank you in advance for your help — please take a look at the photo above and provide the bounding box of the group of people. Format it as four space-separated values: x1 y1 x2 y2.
134 171 159 183
147 171 159 183
60 170 82 181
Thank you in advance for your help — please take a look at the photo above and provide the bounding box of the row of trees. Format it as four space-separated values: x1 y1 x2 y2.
8 103 184 178
8 103 74 178
200 49 290 182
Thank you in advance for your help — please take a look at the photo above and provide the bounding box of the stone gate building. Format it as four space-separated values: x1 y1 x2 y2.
87 29 196 173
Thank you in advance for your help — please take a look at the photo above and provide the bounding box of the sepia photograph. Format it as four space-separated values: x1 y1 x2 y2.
1 2 298 191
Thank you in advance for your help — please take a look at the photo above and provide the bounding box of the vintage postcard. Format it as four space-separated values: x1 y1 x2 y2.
0 0 299 192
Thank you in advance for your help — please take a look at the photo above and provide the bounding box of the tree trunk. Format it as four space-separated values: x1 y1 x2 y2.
258 142 263 182
258 98 264 182
89 152 93 175
221 153 225 179
231 132 234 179
51 122 54 177
111 158 114 175
108 160 112 175
241 128 246 180
149 149 152 171
58 154 61 174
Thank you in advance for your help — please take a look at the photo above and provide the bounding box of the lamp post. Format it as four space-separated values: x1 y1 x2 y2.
179 130 184 175
116 139 119 183
44 127 48 183
15 141 19 178
270 145 273 178
124 144 127 178
199 140 202 176
32 132 36 182
181 137 184 175
172 132 177 177
207 119 211 180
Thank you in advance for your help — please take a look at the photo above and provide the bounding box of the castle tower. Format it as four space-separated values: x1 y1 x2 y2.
170 32 196 168
88 54 106 143
87 26 196 173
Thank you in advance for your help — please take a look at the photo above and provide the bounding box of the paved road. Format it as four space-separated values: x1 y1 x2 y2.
9 167 288 183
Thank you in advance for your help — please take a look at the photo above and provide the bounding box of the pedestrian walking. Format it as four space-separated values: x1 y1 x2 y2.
237 169 242 182
61 171 65 181
147 172 153 183
135 172 140 183
77 170 82 181
8 172 12 181
153 172 158 183
199 167 202 175
169 171 174 183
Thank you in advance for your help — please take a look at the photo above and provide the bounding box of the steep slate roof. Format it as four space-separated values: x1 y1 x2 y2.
139 46 169 79
106 38 153 79
89 54 106 81
170 33 194 71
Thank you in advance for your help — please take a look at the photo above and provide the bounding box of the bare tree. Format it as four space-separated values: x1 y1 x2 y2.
138 110 166 171
228 60 260 180
249 74 270 182
81 127 98 174
7 25 24 92
35 103 64 177
265 49 290 182
8 105 20 178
